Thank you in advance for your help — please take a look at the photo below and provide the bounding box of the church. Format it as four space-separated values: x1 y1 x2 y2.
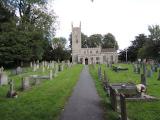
71 23 118 65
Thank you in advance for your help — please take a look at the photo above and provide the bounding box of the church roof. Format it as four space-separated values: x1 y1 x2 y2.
101 48 116 52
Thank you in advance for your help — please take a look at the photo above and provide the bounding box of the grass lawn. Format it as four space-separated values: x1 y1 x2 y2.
89 64 160 120
0 64 83 120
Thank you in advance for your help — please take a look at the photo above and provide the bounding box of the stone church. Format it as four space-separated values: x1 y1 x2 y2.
72 23 118 64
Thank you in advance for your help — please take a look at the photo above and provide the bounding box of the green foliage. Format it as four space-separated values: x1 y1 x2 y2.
137 25 160 62
87 34 102 47
102 33 118 50
69 32 118 49
0 0 57 66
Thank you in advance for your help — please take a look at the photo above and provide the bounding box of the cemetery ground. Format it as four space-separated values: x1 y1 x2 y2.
0 64 83 120
89 64 160 120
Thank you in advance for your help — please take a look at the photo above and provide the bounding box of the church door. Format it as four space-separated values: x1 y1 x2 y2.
85 58 88 65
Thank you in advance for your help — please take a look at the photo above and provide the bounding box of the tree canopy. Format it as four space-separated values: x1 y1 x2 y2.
0 0 57 66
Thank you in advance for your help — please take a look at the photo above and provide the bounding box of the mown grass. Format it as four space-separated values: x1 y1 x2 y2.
89 64 160 120
0 64 83 120
89 65 119 120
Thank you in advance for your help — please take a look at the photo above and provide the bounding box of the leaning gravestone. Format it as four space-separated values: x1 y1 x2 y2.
0 72 8 85
22 77 30 90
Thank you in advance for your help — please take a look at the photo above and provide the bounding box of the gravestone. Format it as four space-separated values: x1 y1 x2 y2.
22 77 30 90
155 65 158 72
147 69 153 78
98 65 102 80
6 79 15 98
0 66 4 73
141 74 146 86
103 70 109 88
30 62 33 68
151 65 155 72
49 70 53 80
16 66 22 75
0 72 8 85
158 70 160 80
33 63 37 72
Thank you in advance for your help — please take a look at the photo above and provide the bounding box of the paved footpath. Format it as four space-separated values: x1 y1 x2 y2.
60 66 104 120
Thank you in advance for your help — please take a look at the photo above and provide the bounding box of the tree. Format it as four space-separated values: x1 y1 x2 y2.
138 25 160 62
87 34 102 47
102 33 118 49
0 0 57 66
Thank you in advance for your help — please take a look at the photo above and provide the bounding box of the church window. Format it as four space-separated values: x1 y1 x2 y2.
84 51 86 54
96 50 98 54
90 51 92 54
96 57 99 60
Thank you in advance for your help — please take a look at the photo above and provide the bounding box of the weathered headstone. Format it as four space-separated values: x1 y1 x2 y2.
33 63 37 72
141 74 146 85
30 62 33 68
6 79 15 98
22 77 30 90
0 72 8 85
0 66 4 73
49 70 53 80
16 66 22 75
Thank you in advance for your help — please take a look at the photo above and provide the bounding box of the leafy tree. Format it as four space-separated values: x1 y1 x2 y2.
102 33 118 49
0 0 57 66
87 34 102 47
138 25 160 62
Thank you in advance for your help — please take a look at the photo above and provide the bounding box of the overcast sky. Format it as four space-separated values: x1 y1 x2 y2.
49 0 160 50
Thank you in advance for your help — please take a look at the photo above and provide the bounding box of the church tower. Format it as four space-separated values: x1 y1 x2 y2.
72 22 81 63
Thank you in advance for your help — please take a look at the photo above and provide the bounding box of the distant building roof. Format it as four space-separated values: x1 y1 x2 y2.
101 48 116 52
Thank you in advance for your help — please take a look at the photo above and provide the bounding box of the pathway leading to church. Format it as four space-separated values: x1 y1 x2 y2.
60 66 104 120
